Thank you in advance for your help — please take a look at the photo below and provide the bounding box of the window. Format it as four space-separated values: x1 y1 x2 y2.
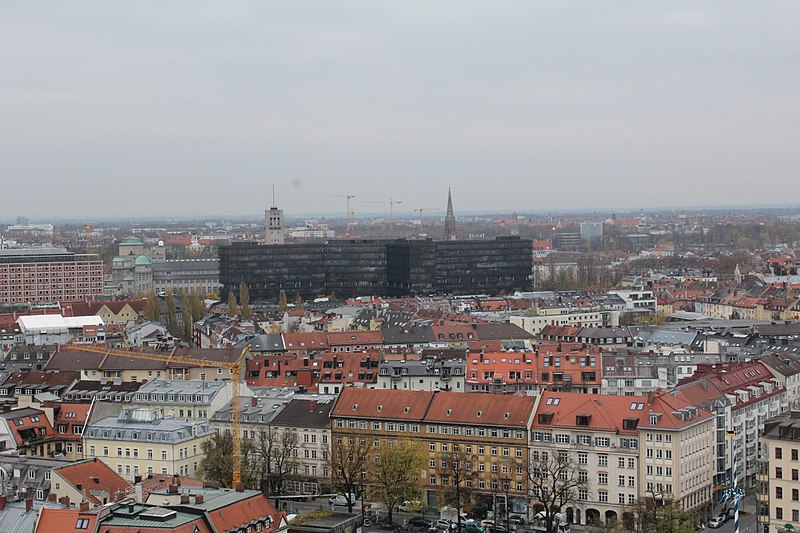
793 449 799 461
776 447 783 459
599 473 608 485
599 491 608 503
776 486 783 499
618 458 625 468
776 467 783 479
619 475 625 486
598 454 608 467
76 518 90 529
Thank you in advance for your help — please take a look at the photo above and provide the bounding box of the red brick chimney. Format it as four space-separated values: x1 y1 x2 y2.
251 397 258 407
61 495 71 508
25 497 33 513
0 495 7 511
79 500 90 511
235 482 245 492
194 494 204 504
180 494 190 504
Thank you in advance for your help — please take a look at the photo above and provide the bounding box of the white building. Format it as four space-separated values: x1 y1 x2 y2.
17 315 105 345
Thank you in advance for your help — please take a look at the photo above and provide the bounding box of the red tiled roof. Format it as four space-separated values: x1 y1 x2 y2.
53 458 132 505
205 493 283 533
283 332 329 351
326 330 384 346
333 388 435 420
425 391 536 427
35 509 99 533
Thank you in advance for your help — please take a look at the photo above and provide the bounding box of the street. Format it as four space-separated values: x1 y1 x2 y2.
708 494 758 533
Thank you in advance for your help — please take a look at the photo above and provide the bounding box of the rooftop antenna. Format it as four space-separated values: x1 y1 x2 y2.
272 184 276 209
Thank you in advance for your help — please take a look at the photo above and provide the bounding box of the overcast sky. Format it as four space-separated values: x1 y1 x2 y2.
1 2 798 221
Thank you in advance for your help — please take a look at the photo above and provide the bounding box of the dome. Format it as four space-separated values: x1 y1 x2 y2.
112 257 126 263
122 274 135 281
134 254 152 266
120 235 144 246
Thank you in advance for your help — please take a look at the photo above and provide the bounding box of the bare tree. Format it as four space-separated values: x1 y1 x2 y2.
329 436 371 513
525 449 587 533
441 446 478 533
256 426 299 505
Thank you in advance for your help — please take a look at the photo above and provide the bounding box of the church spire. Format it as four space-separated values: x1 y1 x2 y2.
444 187 457 240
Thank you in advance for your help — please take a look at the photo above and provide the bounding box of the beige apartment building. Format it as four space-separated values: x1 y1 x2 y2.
759 411 800 533
530 391 715 527
83 407 214 482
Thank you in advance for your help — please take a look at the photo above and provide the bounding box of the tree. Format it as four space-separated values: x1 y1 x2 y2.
621 497 697 533
294 292 305 311
190 289 206 322
198 432 259 488
329 436 371 513
228 290 238 317
525 449 587 533
165 290 179 337
181 291 193 343
370 439 425 525
240 282 251 318
441 447 478 533
278 290 288 315
256 425 300 505
144 289 160 321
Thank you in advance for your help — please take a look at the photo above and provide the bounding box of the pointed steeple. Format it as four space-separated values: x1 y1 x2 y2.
444 187 457 241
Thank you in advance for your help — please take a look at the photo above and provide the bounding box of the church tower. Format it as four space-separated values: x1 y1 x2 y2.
444 187 457 241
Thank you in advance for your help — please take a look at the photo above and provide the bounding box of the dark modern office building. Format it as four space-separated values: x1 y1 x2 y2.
219 237 531 301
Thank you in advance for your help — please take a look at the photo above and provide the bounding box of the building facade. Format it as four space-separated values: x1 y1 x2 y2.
0 248 103 305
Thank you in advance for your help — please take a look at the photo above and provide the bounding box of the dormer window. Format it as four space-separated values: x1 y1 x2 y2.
576 414 591 426
649 414 661 425
623 418 639 430
538 413 553 424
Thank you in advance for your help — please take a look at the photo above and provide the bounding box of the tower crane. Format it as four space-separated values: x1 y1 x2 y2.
364 198 404 222
413 208 439 223
68 343 252 486
327 194 356 230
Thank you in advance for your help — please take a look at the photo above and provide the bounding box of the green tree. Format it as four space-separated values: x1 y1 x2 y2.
370 439 425 525
622 497 697 533
239 282 251 318
190 290 206 322
278 290 288 315
294 292 304 311
228 290 238 317
165 290 179 337
329 436 370 514
144 289 160 321
181 292 193 342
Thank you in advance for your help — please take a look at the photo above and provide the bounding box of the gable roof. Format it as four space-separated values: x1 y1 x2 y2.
52 458 133 505
425 391 536 427
333 388 434 420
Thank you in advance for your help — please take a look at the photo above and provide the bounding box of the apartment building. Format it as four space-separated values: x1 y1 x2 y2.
530 391 715 527
83 407 214 481
330 388 536 514
131 379 246 421
377 358 466 392
759 411 800 533
0 248 103 305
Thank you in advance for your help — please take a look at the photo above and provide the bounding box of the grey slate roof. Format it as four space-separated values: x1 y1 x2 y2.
86 408 214 444
270 398 335 428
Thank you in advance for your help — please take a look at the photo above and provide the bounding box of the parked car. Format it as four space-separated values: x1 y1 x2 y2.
462 521 486 533
410 518 434 530
507 516 526 526
726 508 737 520
486 524 511 533
398 500 424 512
437 519 455 531
328 494 355 507
707 516 724 529
480 520 495 528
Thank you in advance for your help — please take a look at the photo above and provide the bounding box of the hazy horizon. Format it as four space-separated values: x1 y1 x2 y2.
2 2 798 219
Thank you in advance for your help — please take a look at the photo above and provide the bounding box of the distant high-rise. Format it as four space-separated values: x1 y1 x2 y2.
444 187 457 241
264 185 285 245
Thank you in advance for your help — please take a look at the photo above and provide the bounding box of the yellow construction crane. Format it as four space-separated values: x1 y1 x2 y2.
413 207 439 222
68 343 251 486
328 194 356 230
365 197 403 222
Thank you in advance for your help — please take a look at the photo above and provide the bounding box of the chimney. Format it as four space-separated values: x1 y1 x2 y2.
309 400 317 412
25 497 33 514
76 483 82 491
115 490 125 502
134 474 142 484
79 500 90 511
180 494 190 504
0 495 6 511
235 482 245 492
62 496 70 508
48 493 57 502
168 484 178 494
194 494 204 504
251 397 258 408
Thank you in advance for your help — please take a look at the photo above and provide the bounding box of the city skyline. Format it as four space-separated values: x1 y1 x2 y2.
2 2 799 219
